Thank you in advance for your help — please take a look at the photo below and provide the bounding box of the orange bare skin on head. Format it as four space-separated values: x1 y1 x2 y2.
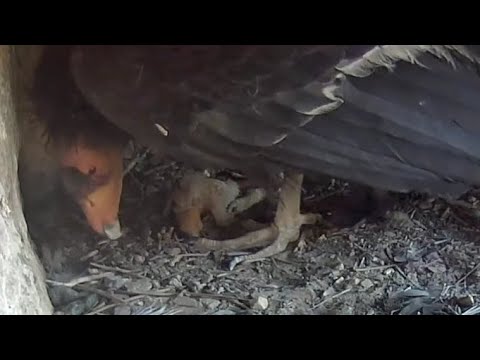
60 143 124 239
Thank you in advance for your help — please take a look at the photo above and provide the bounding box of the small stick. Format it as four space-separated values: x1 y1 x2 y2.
80 250 99 262
75 284 127 305
116 289 177 298
182 252 211 257
86 303 118 315
445 199 475 210
143 162 175 176
90 263 138 275
173 252 210 260
462 305 480 316
312 288 352 310
394 265 421 288
456 263 480 286
226 251 251 257
123 150 149 177
46 272 114 288
355 264 395 272
189 292 250 310
86 295 146 315
170 252 210 266
189 292 250 303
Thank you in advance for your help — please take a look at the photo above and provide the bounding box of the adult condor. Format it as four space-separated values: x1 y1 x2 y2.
32 45 480 269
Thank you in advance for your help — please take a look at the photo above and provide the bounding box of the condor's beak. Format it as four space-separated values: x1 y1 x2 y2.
104 219 123 240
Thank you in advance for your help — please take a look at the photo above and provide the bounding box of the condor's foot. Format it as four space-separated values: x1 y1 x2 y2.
196 172 323 270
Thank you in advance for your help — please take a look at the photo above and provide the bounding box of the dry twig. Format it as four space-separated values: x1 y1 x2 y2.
456 263 480 286
312 288 352 310
46 272 114 288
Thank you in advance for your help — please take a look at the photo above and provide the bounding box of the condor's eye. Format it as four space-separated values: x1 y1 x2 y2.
88 167 97 175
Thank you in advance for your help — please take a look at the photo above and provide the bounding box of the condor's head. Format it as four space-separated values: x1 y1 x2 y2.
31 44 134 239
59 139 126 240
40 99 132 239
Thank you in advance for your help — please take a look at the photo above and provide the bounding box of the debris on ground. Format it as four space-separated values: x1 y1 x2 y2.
31 147 480 315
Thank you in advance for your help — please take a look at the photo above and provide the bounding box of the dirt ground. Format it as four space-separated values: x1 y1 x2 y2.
29 144 480 316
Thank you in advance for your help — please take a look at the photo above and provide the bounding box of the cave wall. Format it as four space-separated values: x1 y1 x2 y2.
0 45 52 314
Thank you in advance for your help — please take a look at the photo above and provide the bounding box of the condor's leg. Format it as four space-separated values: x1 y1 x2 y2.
196 171 322 270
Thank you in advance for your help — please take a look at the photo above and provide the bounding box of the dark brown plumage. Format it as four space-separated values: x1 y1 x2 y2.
32 45 480 266
69 45 480 196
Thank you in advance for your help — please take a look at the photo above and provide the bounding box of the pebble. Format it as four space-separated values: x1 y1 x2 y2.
105 276 129 290
213 310 236 315
134 255 146 264
389 211 414 229
85 294 99 309
126 278 153 293
323 287 336 297
331 270 341 278
63 300 86 315
174 296 199 308
456 295 474 308
48 287 81 307
169 277 183 289
474 269 480 279
361 279 374 290
252 296 269 311
418 198 435 210
168 247 182 257
202 299 221 310
114 306 131 315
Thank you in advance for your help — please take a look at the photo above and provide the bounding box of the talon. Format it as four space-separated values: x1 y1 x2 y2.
226 201 237 214
229 256 245 271
196 172 321 269
178 231 200 246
